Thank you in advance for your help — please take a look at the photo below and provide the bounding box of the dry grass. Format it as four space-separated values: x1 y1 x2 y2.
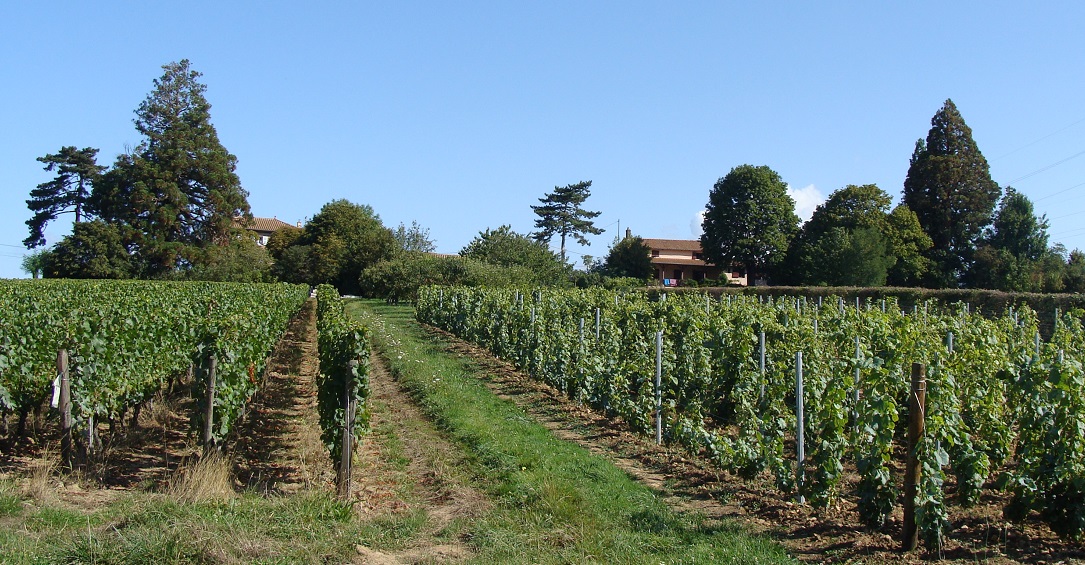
21 447 58 503
293 418 329 490
141 393 181 431
166 452 235 503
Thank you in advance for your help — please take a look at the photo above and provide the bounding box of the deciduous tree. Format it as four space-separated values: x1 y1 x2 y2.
299 199 397 294
43 220 132 279
782 184 931 287
531 181 603 263
461 225 570 286
701 165 799 281
20 249 50 279
603 234 653 280
393 220 436 254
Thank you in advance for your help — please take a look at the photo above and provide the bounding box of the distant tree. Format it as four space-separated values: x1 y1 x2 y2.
968 188 1055 291
24 146 106 248
903 99 1001 287
271 244 313 285
884 204 933 286
783 184 889 285
782 184 931 287
171 236 272 282
460 225 570 286
299 199 396 293
701 165 799 281
266 225 304 260
393 220 436 254
531 180 603 263
1064 250 1085 293
359 254 539 302
90 60 250 276
43 220 132 279
603 235 653 280
20 249 51 279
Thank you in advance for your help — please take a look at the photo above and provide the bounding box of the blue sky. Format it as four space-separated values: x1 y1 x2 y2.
3 2 1084 278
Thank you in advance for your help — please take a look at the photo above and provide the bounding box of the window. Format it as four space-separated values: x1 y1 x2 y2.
651 250 660 257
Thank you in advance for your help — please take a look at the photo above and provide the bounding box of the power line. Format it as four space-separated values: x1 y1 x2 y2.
1034 181 1085 202
0 243 26 248
996 116 1085 159
1006 150 1085 185
1050 209 1085 220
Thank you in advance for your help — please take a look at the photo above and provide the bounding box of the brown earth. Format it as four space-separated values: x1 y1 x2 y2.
423 324 1085 565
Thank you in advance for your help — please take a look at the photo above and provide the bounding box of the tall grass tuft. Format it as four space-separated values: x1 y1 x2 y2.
166 452 235 503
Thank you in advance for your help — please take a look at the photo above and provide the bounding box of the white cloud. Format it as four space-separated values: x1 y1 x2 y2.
690 210 706 238
787 184 825 224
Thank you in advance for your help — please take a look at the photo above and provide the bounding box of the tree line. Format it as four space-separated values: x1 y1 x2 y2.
21 64 1082 295
698 100 1085 292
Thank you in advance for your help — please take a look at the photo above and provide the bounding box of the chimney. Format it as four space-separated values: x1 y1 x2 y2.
625 228 632 239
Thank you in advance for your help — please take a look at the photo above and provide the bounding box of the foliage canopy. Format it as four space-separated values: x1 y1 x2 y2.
700 165 799 281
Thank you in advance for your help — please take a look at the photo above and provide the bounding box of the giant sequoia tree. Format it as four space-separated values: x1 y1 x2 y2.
903 99 1000 287
700 165 799 281
90 60 250 276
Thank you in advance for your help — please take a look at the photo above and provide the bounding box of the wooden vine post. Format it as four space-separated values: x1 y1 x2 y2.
202 355 218 453
903 362 927 551
57 349 73 469
337 359 359 501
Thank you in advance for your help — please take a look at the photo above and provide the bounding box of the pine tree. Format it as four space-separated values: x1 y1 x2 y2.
903 99 1000 287
24 146 105 248
91 60 250 275
531 180 603 263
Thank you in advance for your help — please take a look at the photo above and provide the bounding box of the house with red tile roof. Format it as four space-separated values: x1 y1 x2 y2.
642 237 747 286
234 217 298 246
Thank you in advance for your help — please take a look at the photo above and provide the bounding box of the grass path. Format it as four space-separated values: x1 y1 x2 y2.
352 300 796 564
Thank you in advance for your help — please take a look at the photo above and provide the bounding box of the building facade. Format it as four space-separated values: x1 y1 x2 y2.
642 237 747 286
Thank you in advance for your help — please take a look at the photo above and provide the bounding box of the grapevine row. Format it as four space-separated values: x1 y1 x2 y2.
0 279 309 447
315 284 371 467
416 286 1085 543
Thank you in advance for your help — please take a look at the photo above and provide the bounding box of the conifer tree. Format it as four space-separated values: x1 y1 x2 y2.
24 146 105 248
531 181 603 263
903 99 1000 287
91 60 250 275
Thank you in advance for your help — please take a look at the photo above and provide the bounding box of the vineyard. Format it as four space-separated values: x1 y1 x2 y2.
0 279 309 457
315 284 372 493
416 286 1085 546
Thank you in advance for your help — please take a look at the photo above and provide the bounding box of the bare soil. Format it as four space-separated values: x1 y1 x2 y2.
424 324 1085 564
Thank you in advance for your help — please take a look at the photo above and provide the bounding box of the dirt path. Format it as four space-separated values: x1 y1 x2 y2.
233 298 332 493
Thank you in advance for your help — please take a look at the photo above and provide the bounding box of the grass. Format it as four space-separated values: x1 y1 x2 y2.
0 477 407 564
0 298 794 564
351 299 796 564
